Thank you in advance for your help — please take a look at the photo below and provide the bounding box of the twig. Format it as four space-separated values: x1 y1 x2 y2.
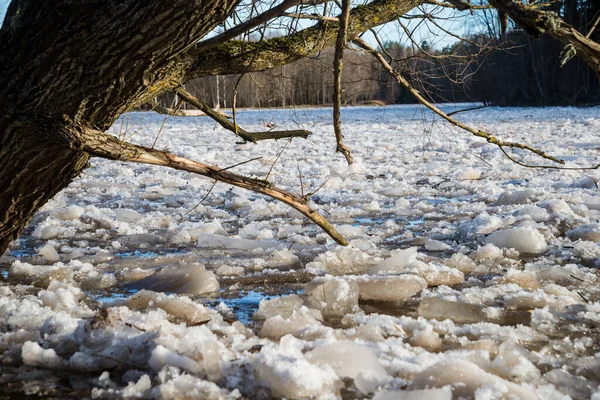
353 38 576 169
266 138 292 181
447 104 489 116
297 162 305 197
219 156 263 172
152 98 183 148
188 180 218 214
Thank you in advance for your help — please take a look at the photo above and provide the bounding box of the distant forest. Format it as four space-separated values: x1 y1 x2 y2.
159 0 600 108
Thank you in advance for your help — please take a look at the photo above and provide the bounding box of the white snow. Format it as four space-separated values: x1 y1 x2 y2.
1 106 599 398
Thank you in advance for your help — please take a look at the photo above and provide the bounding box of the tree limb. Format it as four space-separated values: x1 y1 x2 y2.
185 0 424 79
173 87 311 142
194 0 322 54
77 126 347 245
488 0 600 74
332 0 354 165
353 38 566 166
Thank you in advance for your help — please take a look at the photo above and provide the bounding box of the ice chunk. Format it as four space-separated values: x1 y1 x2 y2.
407 359 537 399
418 297 486 324
215 265 244 276
446 253 481 274
514 205 550 222
149 344 203 374
545 369 595 400
402 261 464 286
128 290 213 325
472 243 503 260
566 223 600 242
492 189 535 206
39 281 83 310
197 233 282 250
259 306 321 339
373 388 452 400
490 341 540 382
254 336 340 399
126 264 219 295
53 205 84 221
368 247 418 275
410 327 443 352
461 339 499 357
155 374 233 400
337 224 365 238
355 275 427 302
306 341 388 394
21 341 66 368
573 241 600 261
502 270 539 290
115 209 143 223
201 340 223 382
424 239 453 252
486 227 547 254
168 229 192 244
305 277 359 319
33 225 64 240
38 244 60 263
306 245 373 274
460 168 481 180
253 294 304 320
267 248 300 267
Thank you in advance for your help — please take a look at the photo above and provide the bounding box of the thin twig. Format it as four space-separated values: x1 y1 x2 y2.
188 180 218 214
152 98 183 148
353 38 576 168
266 138 292 181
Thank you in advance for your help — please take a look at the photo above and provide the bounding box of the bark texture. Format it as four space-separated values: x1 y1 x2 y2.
0 0 238 254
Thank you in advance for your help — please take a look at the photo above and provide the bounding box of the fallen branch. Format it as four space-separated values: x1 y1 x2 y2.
77 127 347 245
353 38 566 167
174 87 311 143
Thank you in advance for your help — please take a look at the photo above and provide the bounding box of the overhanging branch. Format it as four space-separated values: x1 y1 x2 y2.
77 127 347 245
186 0 424 78
353 38 566 167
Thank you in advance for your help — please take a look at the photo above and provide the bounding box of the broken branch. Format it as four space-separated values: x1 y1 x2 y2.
174 87 311 143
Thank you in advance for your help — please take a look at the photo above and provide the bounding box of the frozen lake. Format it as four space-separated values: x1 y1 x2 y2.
1 104 600 399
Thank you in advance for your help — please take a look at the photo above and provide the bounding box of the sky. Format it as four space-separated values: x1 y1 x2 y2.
0 2 463 51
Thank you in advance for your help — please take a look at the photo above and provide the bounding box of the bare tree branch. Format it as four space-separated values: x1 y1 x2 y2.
281 12 339 22
174 87 311 142
353 38 566 166
77 127 348 245
332 0 354 165
194 0 317 54
186 0 424 79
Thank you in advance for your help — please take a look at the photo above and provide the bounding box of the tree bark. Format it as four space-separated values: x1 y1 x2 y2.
0 0 238 254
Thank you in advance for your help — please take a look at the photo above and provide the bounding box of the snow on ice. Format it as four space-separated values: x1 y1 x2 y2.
1 105 600 399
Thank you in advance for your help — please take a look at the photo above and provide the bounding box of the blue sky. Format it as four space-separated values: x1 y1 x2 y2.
0 2 7 23
0 2 462 49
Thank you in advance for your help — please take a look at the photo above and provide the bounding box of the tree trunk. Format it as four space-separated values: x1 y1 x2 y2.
0 0 237 255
